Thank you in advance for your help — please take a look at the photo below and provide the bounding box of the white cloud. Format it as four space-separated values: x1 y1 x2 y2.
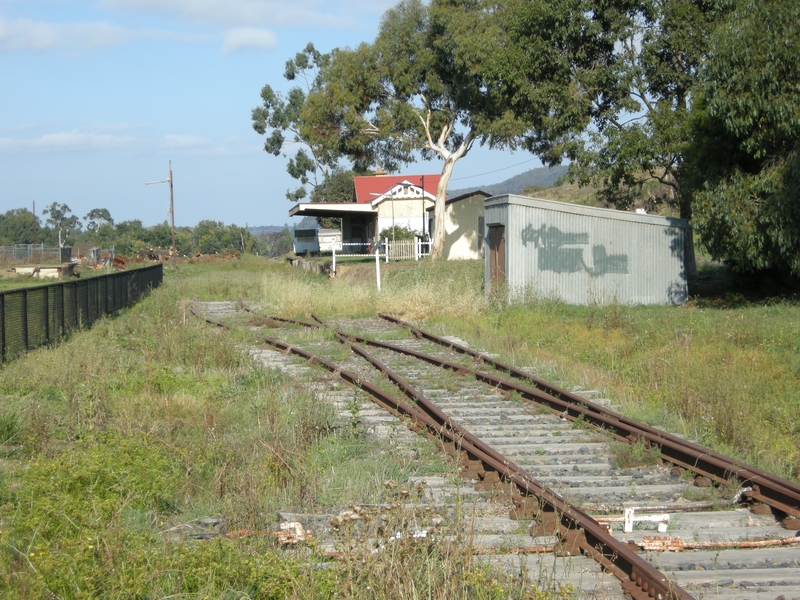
0 129 259 156
221 27 277 54
0 131 137 152
163 134 208 149
100 0 392 29
0 15 168 52
161 135 261 156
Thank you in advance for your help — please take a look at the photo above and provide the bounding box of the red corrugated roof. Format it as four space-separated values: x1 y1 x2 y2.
353 174 441 203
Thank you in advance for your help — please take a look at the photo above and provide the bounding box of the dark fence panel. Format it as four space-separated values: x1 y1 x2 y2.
0 264 163 363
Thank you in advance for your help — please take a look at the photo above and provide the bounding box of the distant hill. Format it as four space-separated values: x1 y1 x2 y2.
249 225 287 234
448 164 569 198
249 216 318 234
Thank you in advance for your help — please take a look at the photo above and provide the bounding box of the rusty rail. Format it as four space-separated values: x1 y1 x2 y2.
261 310 800 519
260 331 692 600
376 315 800 519
192 307 693 599
191 306 798 598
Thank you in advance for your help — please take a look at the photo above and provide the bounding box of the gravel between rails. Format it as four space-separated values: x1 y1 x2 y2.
199 303 800 600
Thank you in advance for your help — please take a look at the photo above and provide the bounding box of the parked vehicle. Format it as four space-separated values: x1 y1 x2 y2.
292 228 343 255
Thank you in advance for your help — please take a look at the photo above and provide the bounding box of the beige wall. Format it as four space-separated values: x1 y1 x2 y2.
376 197 433 235
376 197 433 219
441 194 485 260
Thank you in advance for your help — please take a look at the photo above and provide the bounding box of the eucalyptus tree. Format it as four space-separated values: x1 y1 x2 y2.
487 0 729 276
689 0 800 276
315 0 528 259
84 208 114 231
251 44 343 202
43 203 81 248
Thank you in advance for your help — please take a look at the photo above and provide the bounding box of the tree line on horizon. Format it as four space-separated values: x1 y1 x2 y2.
0 204 294 259
252 0 799 278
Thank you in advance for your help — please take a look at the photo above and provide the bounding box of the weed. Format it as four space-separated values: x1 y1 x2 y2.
572 414 589 430
610 439 661 469
347 389 364 433
3 256 798 595
0 407 20 444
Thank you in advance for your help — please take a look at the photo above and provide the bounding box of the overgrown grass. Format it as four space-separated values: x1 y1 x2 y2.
0 257 535 598
260 259 487 321
4 255 798 596
610 439 662 469
426 275 800 480
263 258 800 481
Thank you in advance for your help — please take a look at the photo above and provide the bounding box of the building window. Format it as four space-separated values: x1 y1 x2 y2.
478 216 485 251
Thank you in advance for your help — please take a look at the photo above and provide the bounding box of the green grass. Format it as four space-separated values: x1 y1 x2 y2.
3 254 799 597
427 276 800 480
609 439 662 469
258 257 800 480
2 257 550 598
0 261 160 292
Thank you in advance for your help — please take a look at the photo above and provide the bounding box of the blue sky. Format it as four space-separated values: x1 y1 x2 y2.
1 0 543 228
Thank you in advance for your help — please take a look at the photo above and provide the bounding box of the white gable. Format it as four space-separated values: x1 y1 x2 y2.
370 181 435 206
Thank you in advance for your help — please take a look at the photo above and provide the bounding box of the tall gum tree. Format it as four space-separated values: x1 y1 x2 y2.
317 0 528 259
489 0 728 277
252 44 344 202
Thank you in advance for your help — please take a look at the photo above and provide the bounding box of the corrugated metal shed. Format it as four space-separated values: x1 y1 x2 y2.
484 195 688 305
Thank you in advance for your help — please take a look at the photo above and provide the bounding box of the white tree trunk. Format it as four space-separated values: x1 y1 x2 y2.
430 158 457 260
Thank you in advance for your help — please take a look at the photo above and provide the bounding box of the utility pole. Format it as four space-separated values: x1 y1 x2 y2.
146 160 176 260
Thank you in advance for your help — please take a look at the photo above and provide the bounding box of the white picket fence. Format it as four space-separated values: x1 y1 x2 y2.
331 237 430 282
386 238 431 261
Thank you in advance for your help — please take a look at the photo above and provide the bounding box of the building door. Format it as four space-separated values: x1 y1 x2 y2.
488 225 505 286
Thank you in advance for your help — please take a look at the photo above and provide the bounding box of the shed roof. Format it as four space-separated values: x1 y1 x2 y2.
485 194 688 228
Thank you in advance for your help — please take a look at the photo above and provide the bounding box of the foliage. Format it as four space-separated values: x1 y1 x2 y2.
193 220 251 254
83 207 114 231
258 227 294 258
578 0 722 214
486 0 732 276
0 408 20 444
0 209 42 246
251 43 344 202
689 0 800 276
309 168 357 205
379 224 418 241
309 168 358 228
610 438 662 469
429 277 800 479
0 260 501 597
287 0 529 259
64 213 269 257
1 257 799 594
42 202 81 247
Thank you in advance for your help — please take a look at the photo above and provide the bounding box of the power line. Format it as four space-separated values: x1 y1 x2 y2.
449 157 540 182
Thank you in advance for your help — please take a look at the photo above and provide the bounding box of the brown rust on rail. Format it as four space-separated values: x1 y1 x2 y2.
376 314 800 519
193 308 692 600
302 316 693 600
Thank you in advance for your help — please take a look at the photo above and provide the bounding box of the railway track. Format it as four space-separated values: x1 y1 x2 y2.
193 302 800 600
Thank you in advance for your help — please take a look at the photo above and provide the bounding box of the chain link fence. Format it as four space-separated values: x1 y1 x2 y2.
0 244 72 265
1 264 163 363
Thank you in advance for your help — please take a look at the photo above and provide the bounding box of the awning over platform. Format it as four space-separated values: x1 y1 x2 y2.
288 202 377 218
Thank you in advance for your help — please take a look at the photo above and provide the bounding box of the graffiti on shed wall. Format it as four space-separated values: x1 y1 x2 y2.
521 223 629 277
